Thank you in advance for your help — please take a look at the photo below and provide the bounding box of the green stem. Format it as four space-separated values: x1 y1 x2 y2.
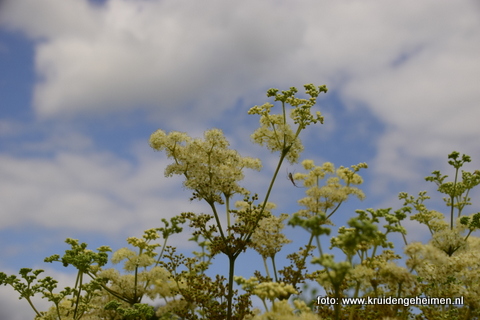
459 187 471 217
464 229 473 242
450 167 459 229
226 254 237 320
271 255 279 282
226 195 232 236
86 271 133 304
353 281 361 298
226 129 294 318
155 237 169 266
55 300 63 320
398 221 408 246
326 200 344 220
328 271 342 320
261 298 269 312
227 101 305 316
208 201 228 249
24 297 41 318
370 243 379 260
397 281 403 298
263 256 271 279
315 234 323 257
73 271 83 318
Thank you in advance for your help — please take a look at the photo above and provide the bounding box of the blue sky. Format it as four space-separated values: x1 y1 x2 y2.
1 0 480 318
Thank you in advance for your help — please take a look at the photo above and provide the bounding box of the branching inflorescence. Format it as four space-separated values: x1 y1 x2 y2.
2 85 480 320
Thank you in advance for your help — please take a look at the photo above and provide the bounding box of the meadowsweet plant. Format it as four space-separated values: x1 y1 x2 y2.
2 84 480 320
148 84 328 319
280 160 368 318
308 152 480 320
0 218 183 319
400 152 480 319
422 151 480 230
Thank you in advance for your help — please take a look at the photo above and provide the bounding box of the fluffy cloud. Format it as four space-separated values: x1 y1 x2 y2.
0 137 207 239
1 0 306 122
1 0 478 161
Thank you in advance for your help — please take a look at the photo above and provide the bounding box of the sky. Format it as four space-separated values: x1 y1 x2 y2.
1 0 480 318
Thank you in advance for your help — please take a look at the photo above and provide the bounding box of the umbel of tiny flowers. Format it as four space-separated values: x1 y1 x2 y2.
245 299 320 320
149 128 262 207
235 276 298 311
248 84 327 165
292 160 367 220
248 212 292 281
403 237 480 319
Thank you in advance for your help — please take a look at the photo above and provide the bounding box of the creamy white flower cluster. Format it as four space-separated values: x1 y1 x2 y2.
250 213 292 259
246 300 321 320
235 276 297 300
150 128 261 204
405 236 480 312
248 84 327 164
293 160 367 217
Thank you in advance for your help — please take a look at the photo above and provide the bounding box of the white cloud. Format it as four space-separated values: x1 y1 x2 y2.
2 0 477 156
0 138 208 240
335 1 480 189
2 0 478 163
1 0 306 122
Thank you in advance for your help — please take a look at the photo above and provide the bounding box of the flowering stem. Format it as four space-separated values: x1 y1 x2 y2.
450 166 459 229
134 257 139 302
261 298 269 312
154 237 168 266
226 196 232 236
25 297 41 318
271 255 279 282
241 149 288 251
398 221 408 246
263 256 271 279
227 254 237 320
207 201 228 247
73 271 83 318
262 151 286 211
326 200 344 220
253 98 296 224
315 234 322 257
